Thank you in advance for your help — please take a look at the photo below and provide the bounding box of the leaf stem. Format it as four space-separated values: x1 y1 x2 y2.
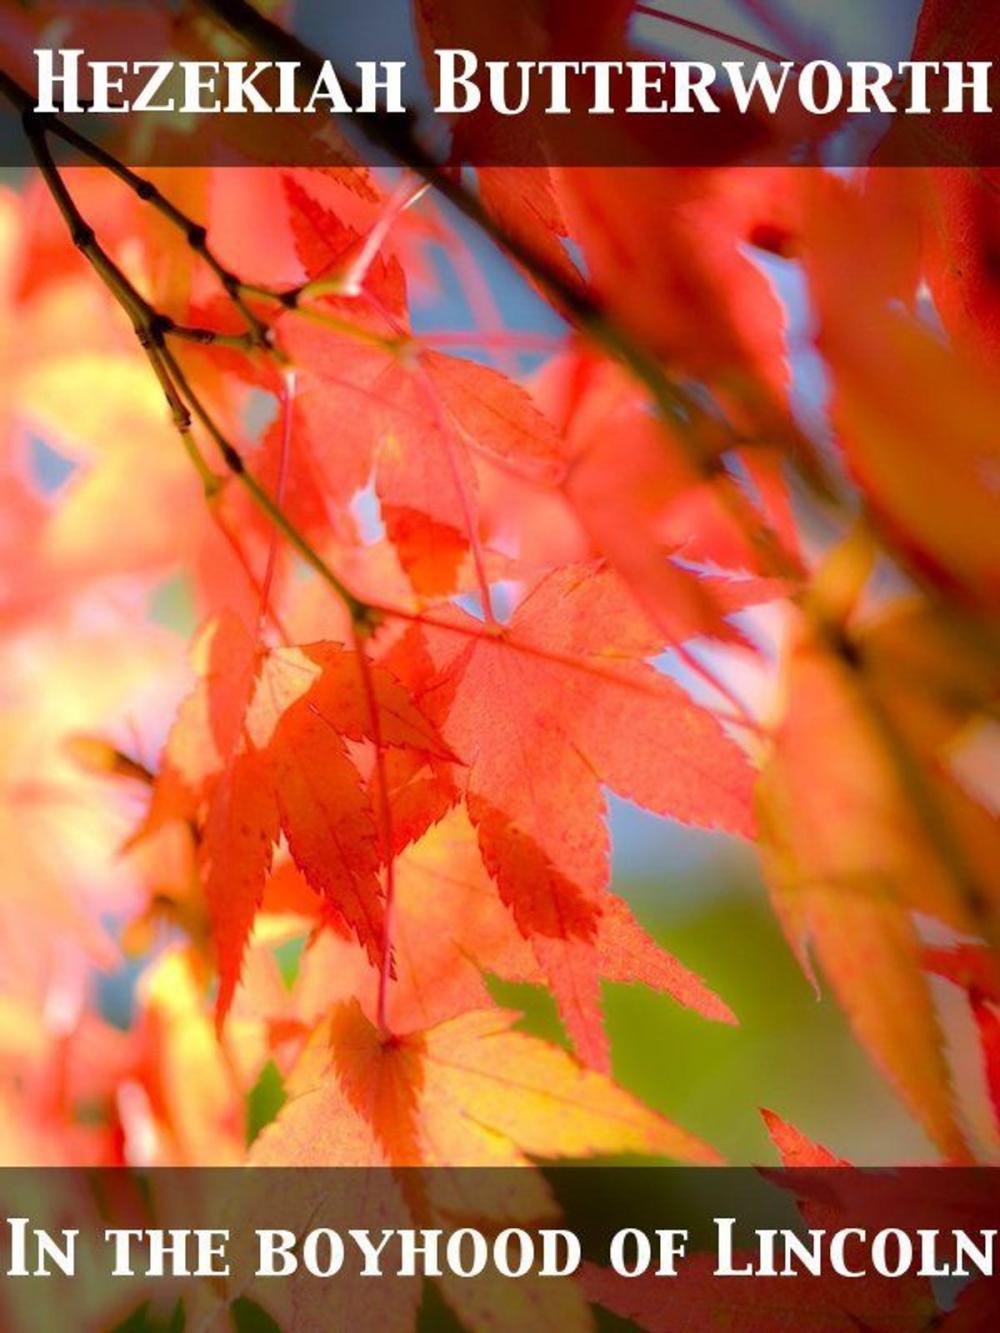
352 631 398 1035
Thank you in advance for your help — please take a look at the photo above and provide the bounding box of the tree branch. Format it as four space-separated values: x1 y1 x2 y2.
4 93 377 631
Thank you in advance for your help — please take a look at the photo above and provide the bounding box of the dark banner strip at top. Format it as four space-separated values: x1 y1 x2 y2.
0 1168 997 1330
0 0 996 168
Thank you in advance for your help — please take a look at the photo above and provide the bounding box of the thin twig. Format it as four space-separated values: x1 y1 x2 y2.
3 57 815 584
2 95 378 633
353 633 399 1035
633 4 798 66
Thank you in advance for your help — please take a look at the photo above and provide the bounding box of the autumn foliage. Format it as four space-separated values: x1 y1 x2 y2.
0 0 997 1226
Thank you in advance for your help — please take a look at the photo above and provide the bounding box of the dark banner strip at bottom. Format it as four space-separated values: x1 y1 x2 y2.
0 1167 996 1330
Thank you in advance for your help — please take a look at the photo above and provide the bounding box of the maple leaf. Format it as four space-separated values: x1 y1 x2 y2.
802 173 1000 611
252 999 718 1168
755 550 998 1159
250 977 710 1333
144 615 453 1021
386 564 754 1068
275 178 564 596
552 167 796 443
288 330 565 595
536 348 795 646
250 807 735 1047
